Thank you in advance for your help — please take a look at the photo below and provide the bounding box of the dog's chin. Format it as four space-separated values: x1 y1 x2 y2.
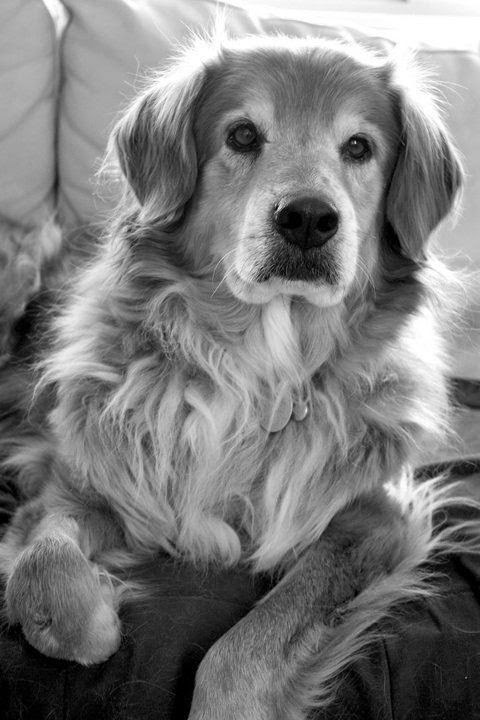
225 268 347 308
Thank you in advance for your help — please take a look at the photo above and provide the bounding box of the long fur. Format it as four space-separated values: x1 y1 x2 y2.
276 475 480 718
0 215 62 364
1 33 478 716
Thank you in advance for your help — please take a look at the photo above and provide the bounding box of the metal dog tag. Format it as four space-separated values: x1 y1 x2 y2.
260 392 293 433
292 400 309 422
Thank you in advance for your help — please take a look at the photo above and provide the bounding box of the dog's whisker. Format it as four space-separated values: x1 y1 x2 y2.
211 248 236 281
210 249 237 297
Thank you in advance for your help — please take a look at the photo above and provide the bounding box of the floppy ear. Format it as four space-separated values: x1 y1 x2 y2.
111 60 207 225
385 60 463 262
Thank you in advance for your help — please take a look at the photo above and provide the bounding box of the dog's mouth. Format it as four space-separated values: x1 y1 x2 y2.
254 244 340 285
225 250 347 307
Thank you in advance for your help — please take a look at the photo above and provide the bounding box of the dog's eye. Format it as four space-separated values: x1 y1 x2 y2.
342 135 372 162
227 122 260 153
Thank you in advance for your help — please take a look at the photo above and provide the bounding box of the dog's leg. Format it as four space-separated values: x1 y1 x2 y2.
0 493 122 664
188 487 438 720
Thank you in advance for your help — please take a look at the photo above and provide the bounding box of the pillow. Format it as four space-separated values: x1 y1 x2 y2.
0 0 57 222
57 0 480 377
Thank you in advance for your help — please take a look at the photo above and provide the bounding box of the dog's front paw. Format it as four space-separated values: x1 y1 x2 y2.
5 535 120 664
188 636 278 720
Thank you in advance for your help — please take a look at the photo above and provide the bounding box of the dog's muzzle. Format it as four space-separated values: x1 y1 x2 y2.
273 196 339 250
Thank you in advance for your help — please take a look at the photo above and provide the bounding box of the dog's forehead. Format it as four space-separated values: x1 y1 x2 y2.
200 41 397 143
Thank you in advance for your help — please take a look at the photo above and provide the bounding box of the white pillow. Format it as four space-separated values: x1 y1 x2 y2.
0 0 57 222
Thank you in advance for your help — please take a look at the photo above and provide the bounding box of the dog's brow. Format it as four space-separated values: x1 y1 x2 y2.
334 112 393 155
220 103 274 131
247 53 394 137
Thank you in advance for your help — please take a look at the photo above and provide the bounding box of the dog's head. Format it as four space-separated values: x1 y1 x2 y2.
112 36 462 308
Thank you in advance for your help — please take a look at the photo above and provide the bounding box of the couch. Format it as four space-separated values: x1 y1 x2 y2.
1 1 480 718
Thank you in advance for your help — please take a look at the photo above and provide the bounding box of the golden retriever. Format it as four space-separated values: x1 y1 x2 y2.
0 34 477 719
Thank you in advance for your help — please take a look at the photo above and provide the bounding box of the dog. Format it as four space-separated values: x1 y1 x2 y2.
0 34 477 719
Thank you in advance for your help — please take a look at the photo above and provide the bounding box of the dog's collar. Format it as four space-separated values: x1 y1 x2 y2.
260 388 310 433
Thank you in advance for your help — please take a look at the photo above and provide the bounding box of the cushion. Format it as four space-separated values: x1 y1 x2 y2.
0 0 57 222
56 0 480 378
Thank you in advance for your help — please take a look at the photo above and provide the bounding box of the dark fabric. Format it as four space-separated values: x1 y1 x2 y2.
0 558 272 719
317 551 480 720
1 483 480 719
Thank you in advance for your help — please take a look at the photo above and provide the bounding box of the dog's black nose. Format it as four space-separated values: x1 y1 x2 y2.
274 197 339 250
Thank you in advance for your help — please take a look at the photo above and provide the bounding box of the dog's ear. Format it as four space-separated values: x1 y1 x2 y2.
385 57 463 262
111 61 206 224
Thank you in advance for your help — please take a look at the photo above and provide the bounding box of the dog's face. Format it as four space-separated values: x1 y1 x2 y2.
190 43 399 306
113 37 462 308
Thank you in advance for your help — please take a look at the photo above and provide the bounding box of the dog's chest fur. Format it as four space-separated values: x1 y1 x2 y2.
47 257 439 573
